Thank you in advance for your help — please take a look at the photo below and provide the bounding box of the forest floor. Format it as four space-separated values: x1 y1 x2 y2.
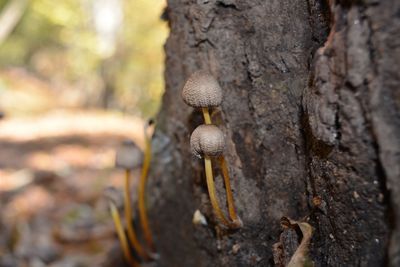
0 110 146 267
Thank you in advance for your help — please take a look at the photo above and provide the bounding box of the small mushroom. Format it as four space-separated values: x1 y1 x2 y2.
190 124 242 229
104 186 124 209
114 140 148 260
115 140 143 170
181 70 222 124
190 124 225 158
104 188 138 267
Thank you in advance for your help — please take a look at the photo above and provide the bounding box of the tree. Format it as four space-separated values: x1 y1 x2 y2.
143 0 399 266
0 0 167 117
0 0 28 45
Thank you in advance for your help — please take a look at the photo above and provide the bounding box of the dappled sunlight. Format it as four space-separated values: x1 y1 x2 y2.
53 144 115 170
4 185 54 221
0 110 152 265
0 169 33 191
0 110 145 144
0 0 168 265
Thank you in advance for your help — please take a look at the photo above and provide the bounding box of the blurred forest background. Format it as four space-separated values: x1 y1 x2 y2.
0 0 168 266
0 0 168 116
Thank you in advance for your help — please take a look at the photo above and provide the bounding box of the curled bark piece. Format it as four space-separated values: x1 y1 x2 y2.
280 217 313 267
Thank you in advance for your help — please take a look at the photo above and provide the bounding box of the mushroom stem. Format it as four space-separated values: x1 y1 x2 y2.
202 107 212 125
204 156 237 228
201 109 242 228
124 169 147 259
138 126 155 252
109 202 139 267
218 156 242 227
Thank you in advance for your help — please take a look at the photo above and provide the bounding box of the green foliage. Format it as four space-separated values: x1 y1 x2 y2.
0 0 168 117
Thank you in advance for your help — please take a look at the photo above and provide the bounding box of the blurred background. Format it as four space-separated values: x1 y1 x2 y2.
0 0 168 266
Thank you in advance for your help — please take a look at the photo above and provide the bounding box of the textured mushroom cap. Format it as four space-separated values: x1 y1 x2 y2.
115 140 143 170
190 124 225 158
181 70 223 108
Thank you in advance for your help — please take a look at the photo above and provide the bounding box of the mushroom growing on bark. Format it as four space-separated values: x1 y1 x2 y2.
183 71 242 229
190 124 242 229
115 140 148 259
182 70 222 124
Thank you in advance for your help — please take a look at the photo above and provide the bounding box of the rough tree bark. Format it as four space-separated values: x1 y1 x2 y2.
146 0 399 266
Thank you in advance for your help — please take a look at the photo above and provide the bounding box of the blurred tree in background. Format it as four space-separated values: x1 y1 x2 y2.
0 0 168 117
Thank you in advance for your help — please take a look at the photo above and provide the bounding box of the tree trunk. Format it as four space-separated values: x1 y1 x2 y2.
148 0 400 266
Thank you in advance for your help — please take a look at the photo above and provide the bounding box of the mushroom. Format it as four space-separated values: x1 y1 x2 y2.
115 140 143 170
190 124 242 229
190 124 225 158
115 140 148 259
181 70 222 124
137 119 157 254
183 71 242 229
104 187 138 267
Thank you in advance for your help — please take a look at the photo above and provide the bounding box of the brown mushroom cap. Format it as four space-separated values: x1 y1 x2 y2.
181 70 223 108
190 124 225 158
115 140 143 170
104 186 124 208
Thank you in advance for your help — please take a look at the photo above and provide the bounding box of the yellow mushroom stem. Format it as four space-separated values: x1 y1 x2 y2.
218 156 242 227
205 156 240 228
202 107 212 124
138 126 155 252
124 169 148 259
109 202 139 267
201 107 242 228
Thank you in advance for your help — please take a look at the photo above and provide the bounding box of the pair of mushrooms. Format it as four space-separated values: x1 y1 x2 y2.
107 121 156 266
107 71 241 265
182 71 242 229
